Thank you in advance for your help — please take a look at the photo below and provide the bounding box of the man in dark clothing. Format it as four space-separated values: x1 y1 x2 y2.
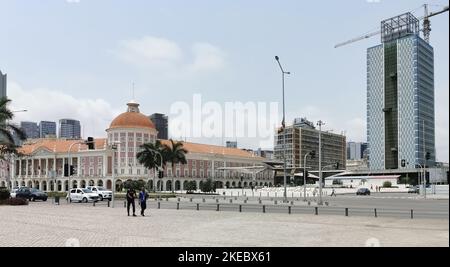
126 188 137 217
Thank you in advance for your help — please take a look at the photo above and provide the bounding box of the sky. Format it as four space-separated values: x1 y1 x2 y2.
1 0 449 161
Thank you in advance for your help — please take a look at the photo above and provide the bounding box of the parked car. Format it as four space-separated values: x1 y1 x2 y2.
408 185 420 194
10 187 19 198
68 188 99 203
15 187 48 201
85 186 112 201
356 188 371 196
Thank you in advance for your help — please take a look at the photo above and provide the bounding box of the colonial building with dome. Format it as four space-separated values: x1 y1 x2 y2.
0 101 273 192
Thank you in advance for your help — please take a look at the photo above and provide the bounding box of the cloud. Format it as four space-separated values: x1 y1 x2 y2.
112 36 226 76
66 0 80 3
8 82 122 139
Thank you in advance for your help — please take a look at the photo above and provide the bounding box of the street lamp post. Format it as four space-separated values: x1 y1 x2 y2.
67 141 84 201
317 120 325 205
275 56 290 203
110 142 120 208
303 152 310 202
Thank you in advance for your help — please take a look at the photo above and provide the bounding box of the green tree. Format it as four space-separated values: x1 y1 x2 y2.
0 98 26 158
162 139 188 193
200 179 215 193
185 181 197 194
136 140 166 191
383 181 392 188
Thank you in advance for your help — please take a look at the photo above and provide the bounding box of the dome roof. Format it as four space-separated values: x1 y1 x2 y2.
108 100 156 130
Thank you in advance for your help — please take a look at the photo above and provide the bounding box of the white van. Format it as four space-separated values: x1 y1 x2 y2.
68 188 99 203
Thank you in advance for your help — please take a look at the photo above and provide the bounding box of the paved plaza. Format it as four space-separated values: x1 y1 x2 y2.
0 201 448 247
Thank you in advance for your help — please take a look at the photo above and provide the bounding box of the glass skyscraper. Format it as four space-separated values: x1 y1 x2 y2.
0 70 6 99
59 119 81 139
367 13 436 170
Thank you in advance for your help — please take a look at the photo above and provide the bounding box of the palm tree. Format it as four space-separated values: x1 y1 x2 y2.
0 97 26 157
163 139 188 193
136 140 165 192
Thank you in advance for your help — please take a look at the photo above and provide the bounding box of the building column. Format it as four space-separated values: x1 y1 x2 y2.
102 155 107 179
18 159 22 177
62 157 65 178
25 159 29 177
77 156 81 178
46 158 49 177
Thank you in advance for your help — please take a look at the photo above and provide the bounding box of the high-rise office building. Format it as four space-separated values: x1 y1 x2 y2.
367 13 436 170
347 142 368 160
0 70 6 99
226 141 238 148
149 113 168 140
20 121 39 139
59 119 81 139
274 119 346 170
39 121 57 138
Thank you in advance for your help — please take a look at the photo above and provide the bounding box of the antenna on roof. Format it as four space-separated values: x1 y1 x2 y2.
132 82 135 100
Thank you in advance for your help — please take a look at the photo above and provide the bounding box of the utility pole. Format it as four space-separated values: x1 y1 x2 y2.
423 120 426 199
317 120 325 205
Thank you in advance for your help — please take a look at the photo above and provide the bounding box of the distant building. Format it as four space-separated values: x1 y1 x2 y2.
255 148 274 160
0 70 6 99
149 113 168 140
20 121 39 139
39 121 57 138
226 141 238 148
274 119 346 171
347 142 368 160
59 119 81 139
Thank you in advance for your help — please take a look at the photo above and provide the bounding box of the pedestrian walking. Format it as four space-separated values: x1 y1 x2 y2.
139 187 149 216
126 188 137 217
331 188 336 197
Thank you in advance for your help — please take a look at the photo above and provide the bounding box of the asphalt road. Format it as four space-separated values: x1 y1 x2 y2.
46 192 448 220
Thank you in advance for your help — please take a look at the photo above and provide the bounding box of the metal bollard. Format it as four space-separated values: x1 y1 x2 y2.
308 201 311 206
216 199 219 203
411 209 414 219
259 199 262 204
107 200 110 207
190 198 193 202
166 198 168 202
93 201 96 207
177 203 180 210
158 202 160 209
345 208 348 217
244 200 247 204
290 201 294 205
374 208 377 218
197 203 199 211
124 201 126 208
291 192 294 198
230 199 233 203
274 200 277 205
202 198 205 203
239 205 242 212
216 204 220 211
288 206 291 214
177 198 180 202
315 207 318 215
263 205 266 213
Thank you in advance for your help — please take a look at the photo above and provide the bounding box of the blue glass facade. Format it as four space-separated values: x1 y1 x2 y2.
367 34 436 170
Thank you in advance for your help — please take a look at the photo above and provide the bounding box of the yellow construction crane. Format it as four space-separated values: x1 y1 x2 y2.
335 4 449 48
